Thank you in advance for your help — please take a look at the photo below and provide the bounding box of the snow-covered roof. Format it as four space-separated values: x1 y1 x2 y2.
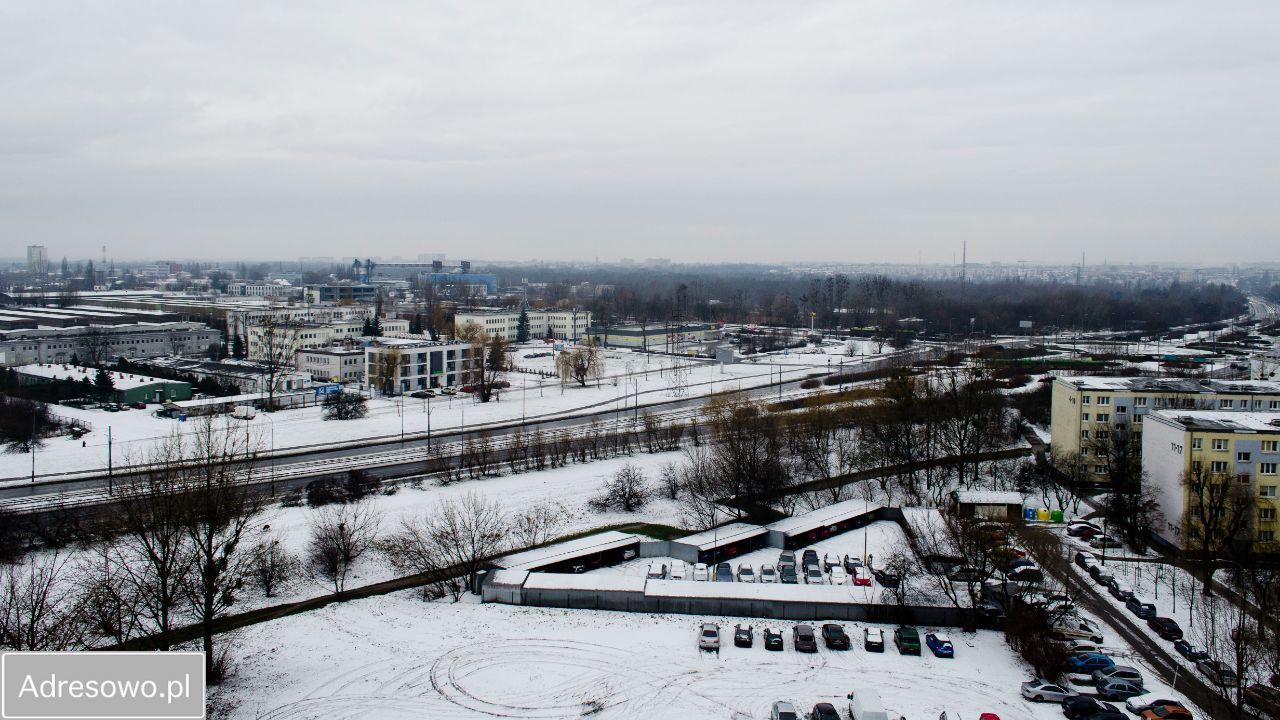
671 522 768 552
952 490 1025 506
766 499 884 536
169 390 314 408
1145 410 1280 434
16 364 179 390
522 573 646 593
487 569 529 587
493 530 640 570
1057 376 1280 395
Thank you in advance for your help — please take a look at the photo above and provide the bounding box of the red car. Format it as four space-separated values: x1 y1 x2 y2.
852 567 873 586
979 714 1001 720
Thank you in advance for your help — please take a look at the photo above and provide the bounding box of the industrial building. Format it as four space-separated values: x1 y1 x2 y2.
0 321 220 367
142 357 312 395
1050 376 1280 481
15 364 191 404
586 322 718 351
1142 410 1280 552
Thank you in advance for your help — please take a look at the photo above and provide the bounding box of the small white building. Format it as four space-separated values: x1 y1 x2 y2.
295 346 365 384
364 338 476 395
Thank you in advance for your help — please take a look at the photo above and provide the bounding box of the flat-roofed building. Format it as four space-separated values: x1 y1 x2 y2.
295 346 365 383
364 338 476 395
454 308 592 341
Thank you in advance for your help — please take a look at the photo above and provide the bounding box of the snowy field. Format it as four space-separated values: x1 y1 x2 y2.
220 593 1071 720
2 346 849 482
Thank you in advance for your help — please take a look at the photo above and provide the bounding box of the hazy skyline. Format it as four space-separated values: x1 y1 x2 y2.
3 2 1278 265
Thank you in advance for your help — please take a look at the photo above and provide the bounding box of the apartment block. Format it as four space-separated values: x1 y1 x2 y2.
1142 410 1280 552
1050 376 1280 479
454 309 591 341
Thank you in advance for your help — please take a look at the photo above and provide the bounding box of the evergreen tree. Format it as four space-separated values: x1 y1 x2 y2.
230 334 246 359
93 367 115 402
516 307 531 343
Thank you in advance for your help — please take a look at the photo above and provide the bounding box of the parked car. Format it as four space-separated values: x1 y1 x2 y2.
793 624 818 653
1196 659 1238 687
864 627 885 652
1244 683 1280 718
715 562 734 582
805 567 825 584
1067 521 1102 537
829 566 848 585
1090 535 1123 550
1008 565 1044 583
646 561 667 579
1020 678 1077 703
780 565 799 584
698 623 720 651
763 628 784 651
847 688 890 720
894 626 921 655
1125 597 1157 619
1125 696 1187 715
1061 696 1110 719
1077 526 1104 541
1138 705 1191 720
1106 579 1135 603
1051 621 1104 644
821 623 849 650
810 703 840 720
778 550 797 568
734 624 753 648
692 563 709 581
1172 640 1208 662
1075 551 1098 570
925 633 955 658
770 701 799 720
948 565 982 582
843 554 864 573
801 549 819 570
853 566 873 586
737 564 756 583
1097 680 1145 701
1147 616 1183 640
669 560 686 580
1066 652 1115 673
1088 564 1114 585
872 568 901 588
823 553 841 571
759 563 777 583
1092 665 1144 689
1060 640 1101 656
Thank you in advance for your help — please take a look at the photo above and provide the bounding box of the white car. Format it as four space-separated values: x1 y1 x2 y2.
669 560 686 580
693 563 709 581
823 553 841 571
737 564 756 583
698 623 720 651
805 567 825 585
829 566 848 585
646 561 667 579
759 563 778 583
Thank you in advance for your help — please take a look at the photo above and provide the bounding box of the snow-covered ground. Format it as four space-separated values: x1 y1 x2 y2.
218 592 1070 720
3 346 849 481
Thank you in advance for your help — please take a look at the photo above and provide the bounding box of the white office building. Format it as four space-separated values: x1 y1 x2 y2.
454 308 591 341
364 338 476 395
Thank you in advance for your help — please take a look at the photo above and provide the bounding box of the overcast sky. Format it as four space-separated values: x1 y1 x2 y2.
2 2 1277 265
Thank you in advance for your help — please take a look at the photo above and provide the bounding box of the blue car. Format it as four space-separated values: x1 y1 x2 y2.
1067 652 1115 673
925 633 954 658
1173 639 1209 662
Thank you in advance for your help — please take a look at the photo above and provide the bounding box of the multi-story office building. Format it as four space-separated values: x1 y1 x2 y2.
26 245 47 276
226 282 300 298
364 338 475 395
1142 410 1280 552
245 318 409 360
1051 376 1280 479
303 283 381 304
295 346 365 384
454 309 591 341
226 305 373 343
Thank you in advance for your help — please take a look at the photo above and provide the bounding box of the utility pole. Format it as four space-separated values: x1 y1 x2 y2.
107 425 113 495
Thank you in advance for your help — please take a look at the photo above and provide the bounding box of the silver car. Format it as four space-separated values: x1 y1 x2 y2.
805 567 825 584
1020 678 1078 703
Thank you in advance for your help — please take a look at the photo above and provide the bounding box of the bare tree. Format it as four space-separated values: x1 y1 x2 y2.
509 502 570 547
322 391 368 420
658 461 682 500
367 348 403 396
384 493 507 601
247 533 302 599
0 550 85 651
555 345 604 387
79 545 142 647
1182 463 1256 596
251 320 299 409
588 464 652 512
79 326 114 368
306 500 382 594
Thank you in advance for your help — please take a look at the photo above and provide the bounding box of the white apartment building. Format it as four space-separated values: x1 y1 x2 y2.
364 338 475 395
226 282 300 298
295 346 365 384
227 305 375 344
454 308 592 341
246 318 409 360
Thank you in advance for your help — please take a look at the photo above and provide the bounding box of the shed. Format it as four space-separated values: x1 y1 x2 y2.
668 522 769 565
950 490 1026 523
490 531 641 573
766 499 885 550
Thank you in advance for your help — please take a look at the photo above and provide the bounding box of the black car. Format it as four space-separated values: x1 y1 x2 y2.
734 624 753 648
1172 639 1209 661
821 624 849 650
801 550 819 571
872 568 901 588
1074 551 1095 569
793 624 818 653
780 565 799 584
1106 581 1134 603
1062 696 1111 719
811 703 840 720
842 555 863 573
1147 616 1183 640
715 562 734 582
763 628 784 651
1087 564 1114 585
